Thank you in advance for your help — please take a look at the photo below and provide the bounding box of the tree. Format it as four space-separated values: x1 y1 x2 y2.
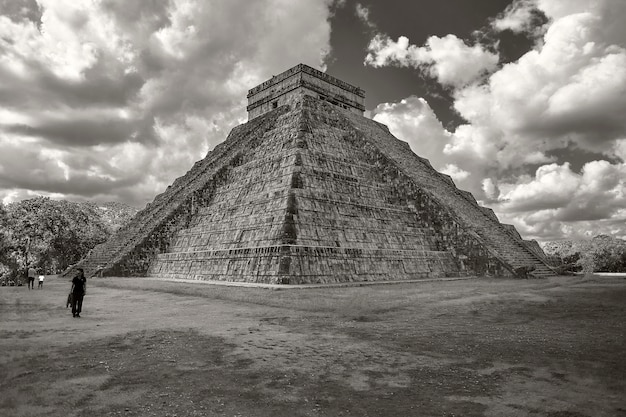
4 197 110 274
0 203 14 283
0 197 137 280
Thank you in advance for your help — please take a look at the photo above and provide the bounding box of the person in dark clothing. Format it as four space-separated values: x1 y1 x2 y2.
71 268 87 318
27 266 36 290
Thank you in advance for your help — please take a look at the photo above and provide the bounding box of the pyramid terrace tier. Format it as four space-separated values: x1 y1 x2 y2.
167 195 445 253
163 143 455 253
149 245 475 284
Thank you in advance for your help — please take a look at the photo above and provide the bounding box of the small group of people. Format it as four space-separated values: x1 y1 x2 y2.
27 266 44 289
24 265 87 318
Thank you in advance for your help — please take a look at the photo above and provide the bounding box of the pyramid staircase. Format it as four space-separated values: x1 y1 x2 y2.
342 109 554 277
67 95 554 281
63 108 288 278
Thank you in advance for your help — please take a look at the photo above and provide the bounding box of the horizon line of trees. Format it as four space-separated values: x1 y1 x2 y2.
0 197 136 284
543 235 626 273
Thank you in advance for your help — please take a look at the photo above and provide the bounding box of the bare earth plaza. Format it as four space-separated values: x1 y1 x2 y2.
1 274 625 416
1 64 625 416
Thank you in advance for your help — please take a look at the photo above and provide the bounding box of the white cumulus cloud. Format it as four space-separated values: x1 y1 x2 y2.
371 96 452 171
364 0 626 241
493 0 536 33
0 0 333 207
365 34 499 88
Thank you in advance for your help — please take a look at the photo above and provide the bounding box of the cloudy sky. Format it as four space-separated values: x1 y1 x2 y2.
0 0 624 243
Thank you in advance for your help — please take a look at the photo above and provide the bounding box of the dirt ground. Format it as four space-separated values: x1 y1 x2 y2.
0 275 624 417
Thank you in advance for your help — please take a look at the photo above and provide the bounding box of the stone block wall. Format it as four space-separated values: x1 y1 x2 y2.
247 64 365 119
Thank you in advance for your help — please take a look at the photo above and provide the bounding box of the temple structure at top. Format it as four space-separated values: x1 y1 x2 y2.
247 63 366 119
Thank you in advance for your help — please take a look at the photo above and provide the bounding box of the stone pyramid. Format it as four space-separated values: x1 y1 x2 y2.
68 64 554 283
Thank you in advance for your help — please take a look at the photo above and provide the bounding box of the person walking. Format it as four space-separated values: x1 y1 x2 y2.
38 275 44 288
27 266 36 290
70 268 87 318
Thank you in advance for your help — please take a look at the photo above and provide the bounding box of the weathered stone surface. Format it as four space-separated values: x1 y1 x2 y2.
64 109 288 278
67 64 554 282
341 106 553 278
247 64 365 119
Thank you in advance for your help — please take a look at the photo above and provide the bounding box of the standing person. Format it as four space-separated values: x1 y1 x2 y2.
38 275 45 288
27 266 36 290
70 268 87 318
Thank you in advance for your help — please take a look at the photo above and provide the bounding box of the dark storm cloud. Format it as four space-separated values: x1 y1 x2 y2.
520 112 626 149
1 173 138 197
131 3 275 117
100 0 172 78
0 0 41 24
0 55 144 110
0 144 141 197
144 65 245 117
499 195 572 213
556 201 621 222
56 62 144 108
4 117 136 147
0 172 140 198
101 0 171 33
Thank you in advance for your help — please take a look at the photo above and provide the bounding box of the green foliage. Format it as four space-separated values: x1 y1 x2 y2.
1 197 137 278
